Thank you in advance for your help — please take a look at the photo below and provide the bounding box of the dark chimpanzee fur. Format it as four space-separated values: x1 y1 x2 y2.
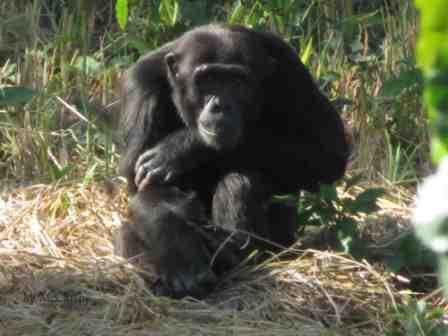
114 24 349 299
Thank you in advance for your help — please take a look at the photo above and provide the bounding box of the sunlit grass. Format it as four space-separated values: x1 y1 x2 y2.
0 1 442 334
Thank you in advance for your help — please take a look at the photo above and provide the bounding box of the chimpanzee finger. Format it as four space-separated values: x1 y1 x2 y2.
136 167 164 191
135 149 157 174
135 163 149 187
164 170 176 183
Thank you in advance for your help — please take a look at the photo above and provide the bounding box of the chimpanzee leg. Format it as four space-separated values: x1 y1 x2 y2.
265 202 298 248
114 186 217 299
210 172 298 273
114 219 153 272
212 171 272 233
210 172 273 271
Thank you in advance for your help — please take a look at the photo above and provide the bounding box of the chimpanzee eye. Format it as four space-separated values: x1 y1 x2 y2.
234 78 245 88
197 70 215 84
233 78 252 98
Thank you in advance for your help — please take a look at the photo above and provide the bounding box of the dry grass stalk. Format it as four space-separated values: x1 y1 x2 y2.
0 182 408 335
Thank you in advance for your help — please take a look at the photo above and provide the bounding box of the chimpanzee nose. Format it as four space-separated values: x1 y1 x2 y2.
210 96 221 112
209 96 231 113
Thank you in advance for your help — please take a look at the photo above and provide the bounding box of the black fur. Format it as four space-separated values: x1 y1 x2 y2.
115 24 349 298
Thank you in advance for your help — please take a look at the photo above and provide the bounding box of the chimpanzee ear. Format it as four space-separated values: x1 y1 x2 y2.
165 52 179 80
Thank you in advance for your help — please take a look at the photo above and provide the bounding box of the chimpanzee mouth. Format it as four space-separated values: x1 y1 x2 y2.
199 124 219 137
199 123 240 149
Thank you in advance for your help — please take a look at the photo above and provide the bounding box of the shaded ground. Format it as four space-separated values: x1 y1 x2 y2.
0 181 436 335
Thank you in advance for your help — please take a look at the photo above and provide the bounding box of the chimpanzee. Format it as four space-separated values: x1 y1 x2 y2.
114 24 349 298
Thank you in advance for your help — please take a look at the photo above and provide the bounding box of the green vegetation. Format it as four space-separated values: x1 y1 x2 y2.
1 1 446 335
0 0 427 188
412 0 448 303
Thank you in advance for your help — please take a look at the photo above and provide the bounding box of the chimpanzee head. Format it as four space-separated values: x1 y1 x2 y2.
163 29 265 150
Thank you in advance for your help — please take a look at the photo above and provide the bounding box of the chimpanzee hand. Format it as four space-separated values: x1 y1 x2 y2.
134 130 212 192
134 143 180 192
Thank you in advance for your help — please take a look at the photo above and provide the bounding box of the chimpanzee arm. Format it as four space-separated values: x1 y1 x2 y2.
134 128 216 192
244 30 350 193
119 45 179 193
246 135 348 193
120 43 225 193
247 102 349 193
120 44 214 193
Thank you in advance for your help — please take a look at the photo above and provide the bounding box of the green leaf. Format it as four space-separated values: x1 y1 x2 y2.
0 86 37 106
127 38 148 55
115 0 128 30
300 37 313 65
51 164 74 180
338 235 352 254
341 10 382 27
73 56 103 76
415 0 448 32
345 188 385 214
318 184 338 202
296 209 315 226
431 137 448 165
228 1 244 24
159 0 179 27
182 1 208 26
82 163 98 186
272 15 285 34
415 0 448 168
336 217 358 237
336 218 359 253
386 255 404 273
379 69 422 97
243 2 261 28
344 174 364 192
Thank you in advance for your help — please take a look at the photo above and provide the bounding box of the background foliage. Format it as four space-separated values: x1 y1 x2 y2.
1 0 446 334
0 0 427 187
412 0 448 309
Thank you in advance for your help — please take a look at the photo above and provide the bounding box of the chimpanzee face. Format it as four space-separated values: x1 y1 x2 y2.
164 46 257 150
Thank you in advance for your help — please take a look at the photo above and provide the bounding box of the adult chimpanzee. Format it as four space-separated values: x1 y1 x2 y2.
115 24 349 298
